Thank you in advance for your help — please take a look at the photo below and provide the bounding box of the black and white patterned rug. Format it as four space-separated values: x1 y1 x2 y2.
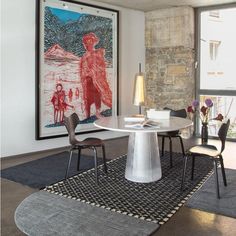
44 152 213 225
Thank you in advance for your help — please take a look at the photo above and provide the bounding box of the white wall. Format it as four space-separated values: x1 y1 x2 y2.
0 0 145 157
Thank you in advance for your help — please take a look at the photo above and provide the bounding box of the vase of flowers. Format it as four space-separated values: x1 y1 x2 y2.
187 98 223 144
201 122 208 144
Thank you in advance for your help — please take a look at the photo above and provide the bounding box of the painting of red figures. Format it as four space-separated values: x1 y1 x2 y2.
36 0 118 139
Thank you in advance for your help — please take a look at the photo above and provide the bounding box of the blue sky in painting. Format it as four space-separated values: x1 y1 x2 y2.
49 7 83 23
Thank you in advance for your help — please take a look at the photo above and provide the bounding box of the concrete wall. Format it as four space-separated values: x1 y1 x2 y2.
145 7 195 109
0 0 145 157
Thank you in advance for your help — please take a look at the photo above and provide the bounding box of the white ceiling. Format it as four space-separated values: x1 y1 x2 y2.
91 0 236 12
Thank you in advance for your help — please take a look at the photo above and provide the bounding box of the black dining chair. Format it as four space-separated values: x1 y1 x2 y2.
181 119 230 198
158 107 187 168
64 113 107 184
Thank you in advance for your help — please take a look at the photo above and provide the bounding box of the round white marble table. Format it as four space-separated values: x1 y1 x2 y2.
94 116 192 183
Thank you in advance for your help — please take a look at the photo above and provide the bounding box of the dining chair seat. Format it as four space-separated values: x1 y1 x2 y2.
189 145 220 157
72 138 104 147
159 130 179 136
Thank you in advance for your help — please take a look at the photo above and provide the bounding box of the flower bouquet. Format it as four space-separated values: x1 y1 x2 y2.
187 98 224 144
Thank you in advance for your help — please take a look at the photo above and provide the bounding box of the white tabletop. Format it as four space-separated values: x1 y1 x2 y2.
94 115 193 133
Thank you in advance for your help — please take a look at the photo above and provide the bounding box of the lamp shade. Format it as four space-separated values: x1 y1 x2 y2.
133 72 146 106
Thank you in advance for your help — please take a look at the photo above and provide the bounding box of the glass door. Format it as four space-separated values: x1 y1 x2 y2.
196 4 236 139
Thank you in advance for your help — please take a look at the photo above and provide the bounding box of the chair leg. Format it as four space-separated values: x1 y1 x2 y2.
65 149 73 179
102 145 108 173
77 149 81 171
161 136 165 156
93 147 99 184
219 155 227 186
169 136 173 168
191 155 195 180
181 155 188 191
178 136 185 156
214 160 220 199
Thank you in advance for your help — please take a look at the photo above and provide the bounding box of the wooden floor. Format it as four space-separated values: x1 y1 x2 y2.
1 136 236 236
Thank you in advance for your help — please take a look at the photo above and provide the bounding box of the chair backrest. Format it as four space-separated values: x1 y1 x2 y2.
164 107 187 118
64 113 80 145
218 119 230 153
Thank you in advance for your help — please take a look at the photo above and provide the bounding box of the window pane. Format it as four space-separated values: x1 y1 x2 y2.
199 95 236 138
200 8 236 90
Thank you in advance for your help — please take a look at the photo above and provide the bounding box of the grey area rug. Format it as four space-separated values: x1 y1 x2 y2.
186 168 236 218
44 152 214 225
15 191 159 236
1 151 104 189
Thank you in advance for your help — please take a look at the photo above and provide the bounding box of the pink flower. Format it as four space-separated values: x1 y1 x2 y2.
214 113 224 121
187 106 194 113
200 106 207 116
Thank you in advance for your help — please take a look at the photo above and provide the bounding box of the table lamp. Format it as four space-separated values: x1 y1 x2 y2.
133 63 146 114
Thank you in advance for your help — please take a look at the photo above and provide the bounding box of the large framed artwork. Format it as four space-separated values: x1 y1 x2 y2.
36 0 119 139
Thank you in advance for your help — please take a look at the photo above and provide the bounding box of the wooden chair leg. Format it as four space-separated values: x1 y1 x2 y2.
102 145 108 173
169 137 173 168
65 149 73 179
93 147 99 184
181 155 188 191
191 155 195 180
219 155 227 186
214 160 220 199
77 149 81 171
161 136 165 156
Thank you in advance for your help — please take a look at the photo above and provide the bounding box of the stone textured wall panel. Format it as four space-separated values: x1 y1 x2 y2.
145 46 195 110
145 7 195 110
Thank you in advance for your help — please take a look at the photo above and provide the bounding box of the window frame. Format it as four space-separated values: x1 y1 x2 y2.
195 3 236 141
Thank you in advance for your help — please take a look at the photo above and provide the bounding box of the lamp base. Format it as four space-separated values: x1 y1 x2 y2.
133 114 144 118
